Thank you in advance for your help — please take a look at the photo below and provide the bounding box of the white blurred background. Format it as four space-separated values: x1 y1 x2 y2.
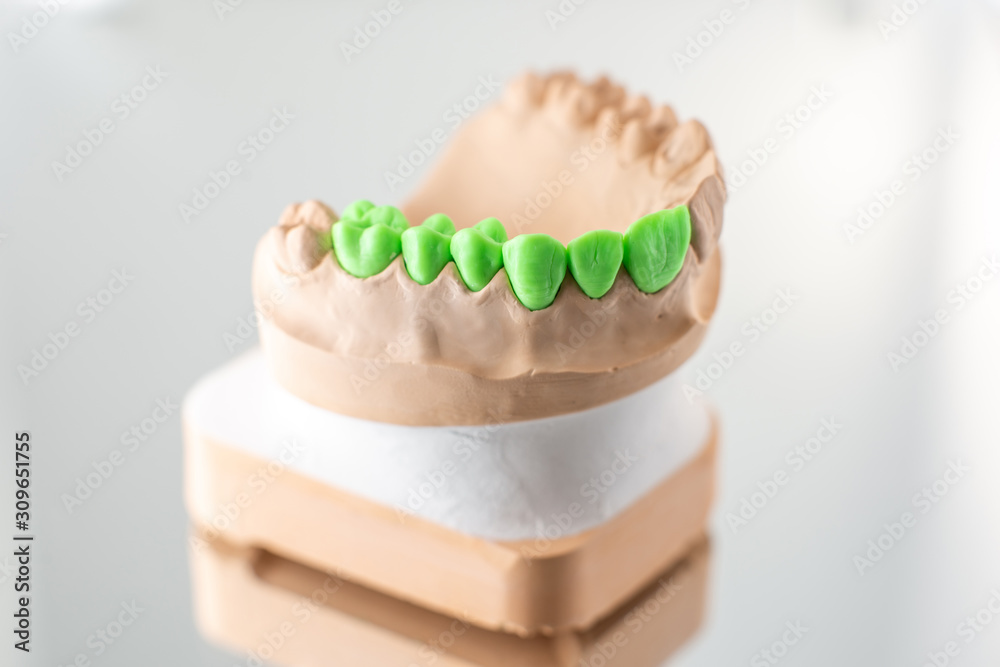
2 0 999 665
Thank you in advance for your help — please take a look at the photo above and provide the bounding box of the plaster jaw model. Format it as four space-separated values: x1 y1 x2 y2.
184 71 726 642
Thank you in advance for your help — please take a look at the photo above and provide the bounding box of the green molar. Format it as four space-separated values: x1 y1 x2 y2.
341 199 375 221
331 220 402 278
623 205 691 293
474 217 508 244
402 226 453 285
421 213 456 236
450 227 504 292
502 234 567 310
567 230 624 299
362 205 409 233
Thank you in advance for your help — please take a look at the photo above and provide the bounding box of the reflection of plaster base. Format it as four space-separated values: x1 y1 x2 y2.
190 534 711 667
184 418 716 636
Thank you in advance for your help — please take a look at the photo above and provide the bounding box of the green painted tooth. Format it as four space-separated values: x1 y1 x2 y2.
362 205 409 233
341 199 375 221
473 217 508 244
566 230 624 299
421 213 456 237
450 227 504 292
402 225 453 285
331 219 402 278
502 234 567 310
623 205 691 293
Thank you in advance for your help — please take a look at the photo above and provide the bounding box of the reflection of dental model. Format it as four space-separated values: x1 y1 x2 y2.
185 71 725 640
190 534 711 667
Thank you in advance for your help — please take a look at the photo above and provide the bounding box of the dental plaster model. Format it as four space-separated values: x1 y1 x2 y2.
184 70 725 638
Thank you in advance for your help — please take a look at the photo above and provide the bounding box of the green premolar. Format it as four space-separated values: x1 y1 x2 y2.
623 206 691 293
421 213 456 236
473 217 508 244
502 234 567 310
450 227 504 292
362 205 409 233
341 199 375 221
332 220 403 278
567 230 624 299
402 225 453 285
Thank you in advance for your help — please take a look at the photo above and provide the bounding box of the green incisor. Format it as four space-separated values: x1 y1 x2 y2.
502 233 567 311
622 205 691 293
567 230 624 299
